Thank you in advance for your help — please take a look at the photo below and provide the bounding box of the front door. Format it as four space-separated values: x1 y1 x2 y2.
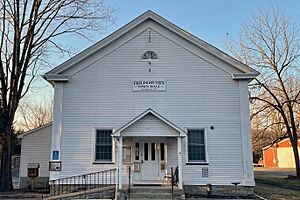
133 139 167 184
141 142 159 181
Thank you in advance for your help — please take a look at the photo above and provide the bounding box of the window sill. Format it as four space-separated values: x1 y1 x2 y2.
186 162 209 165
93 161 115 165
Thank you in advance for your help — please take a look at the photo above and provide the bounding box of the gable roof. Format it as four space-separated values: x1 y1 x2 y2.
17 123 52 138
113 108 186 137
44 10 259 83
262 137 300 150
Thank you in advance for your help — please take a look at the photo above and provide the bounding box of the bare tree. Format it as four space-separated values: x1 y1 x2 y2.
251 100 287 161
226 7 300 177
17 97 52 131
0 0 114 191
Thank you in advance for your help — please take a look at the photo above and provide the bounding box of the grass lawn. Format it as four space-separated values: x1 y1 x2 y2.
254 169 300 200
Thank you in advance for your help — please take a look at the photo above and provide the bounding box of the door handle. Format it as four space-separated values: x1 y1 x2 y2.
141 160 144 164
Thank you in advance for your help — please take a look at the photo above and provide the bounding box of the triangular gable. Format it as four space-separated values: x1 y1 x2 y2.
44 10 259 83
113 108 186 137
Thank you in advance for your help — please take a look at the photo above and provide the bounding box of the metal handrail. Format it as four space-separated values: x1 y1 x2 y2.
49 168 117 197
171 167 174 200
171 166 179 200
128 166 131 199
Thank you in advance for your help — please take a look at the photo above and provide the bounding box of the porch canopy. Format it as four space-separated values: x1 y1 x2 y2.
113 108 186 137
112 108 186 189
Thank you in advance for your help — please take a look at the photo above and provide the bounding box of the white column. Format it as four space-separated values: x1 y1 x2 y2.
239 80 255 186
177 137 183 189
50 82 63 180
118 136 123 189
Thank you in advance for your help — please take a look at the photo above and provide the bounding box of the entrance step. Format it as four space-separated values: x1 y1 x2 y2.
128 186 184 200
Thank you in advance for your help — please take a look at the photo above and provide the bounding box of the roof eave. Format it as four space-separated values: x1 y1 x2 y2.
43 74 70 85
44 11 154 76
231 72 259 81
148 13 258 74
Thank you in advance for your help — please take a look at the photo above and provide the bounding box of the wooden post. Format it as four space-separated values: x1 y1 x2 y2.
50 82 63 180
118 137 123 189
177 137 183 189
239 80 255 186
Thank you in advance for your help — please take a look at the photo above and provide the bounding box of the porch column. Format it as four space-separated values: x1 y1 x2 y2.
239 80 255 186
50 82 63 180
177 137 183 189
118 136 123 189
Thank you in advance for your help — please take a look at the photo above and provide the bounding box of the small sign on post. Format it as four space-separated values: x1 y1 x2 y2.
49 161 62 171
52 150 59 160
27 163 40 177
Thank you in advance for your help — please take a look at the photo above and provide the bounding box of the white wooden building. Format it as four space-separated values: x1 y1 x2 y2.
43 10 258 195
18 123 52 189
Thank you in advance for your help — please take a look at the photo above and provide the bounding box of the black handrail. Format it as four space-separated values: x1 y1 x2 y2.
49 168 117 197
128 166 131 199
171 167 174 200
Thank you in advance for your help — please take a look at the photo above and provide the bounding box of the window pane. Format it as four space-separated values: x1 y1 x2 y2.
144 143 148 161
151 143 155 161
123 147 131 163
188 129 205 161
95 130 112 161
188 146 205 161
135 143 140 160
160 143 165 161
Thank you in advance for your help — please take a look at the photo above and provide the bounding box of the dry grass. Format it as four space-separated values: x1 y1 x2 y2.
254 170 300 200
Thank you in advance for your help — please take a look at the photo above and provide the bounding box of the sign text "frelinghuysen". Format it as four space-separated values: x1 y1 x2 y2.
132 80 166 91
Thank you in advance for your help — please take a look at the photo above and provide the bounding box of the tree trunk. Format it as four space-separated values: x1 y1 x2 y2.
0 128 13 192
291 139 300 177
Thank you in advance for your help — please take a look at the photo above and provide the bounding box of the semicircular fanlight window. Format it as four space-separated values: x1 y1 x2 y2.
141 51 158 60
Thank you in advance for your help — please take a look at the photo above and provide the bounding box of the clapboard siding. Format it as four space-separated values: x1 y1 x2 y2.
56 22 246 185
20 125 52 178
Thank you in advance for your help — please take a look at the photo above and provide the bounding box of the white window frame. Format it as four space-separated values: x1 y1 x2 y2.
185 128 209 164
92 127 116 164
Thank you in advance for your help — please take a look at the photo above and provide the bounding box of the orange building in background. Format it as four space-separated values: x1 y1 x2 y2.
262 138 300 168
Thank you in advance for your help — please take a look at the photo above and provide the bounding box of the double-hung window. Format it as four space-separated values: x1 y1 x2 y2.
95 130 112 161
188 129 206 162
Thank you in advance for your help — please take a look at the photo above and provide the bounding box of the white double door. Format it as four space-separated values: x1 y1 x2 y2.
135 139 166 182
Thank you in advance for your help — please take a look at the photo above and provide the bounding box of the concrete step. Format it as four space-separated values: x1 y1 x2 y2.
129 192 173 199
128 186 184 199
130 188 172 193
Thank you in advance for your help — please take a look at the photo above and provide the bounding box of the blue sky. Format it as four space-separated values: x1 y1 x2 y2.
100 0 300 51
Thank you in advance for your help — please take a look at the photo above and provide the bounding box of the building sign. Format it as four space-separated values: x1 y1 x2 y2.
49 161 62 171
133 80 166 91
